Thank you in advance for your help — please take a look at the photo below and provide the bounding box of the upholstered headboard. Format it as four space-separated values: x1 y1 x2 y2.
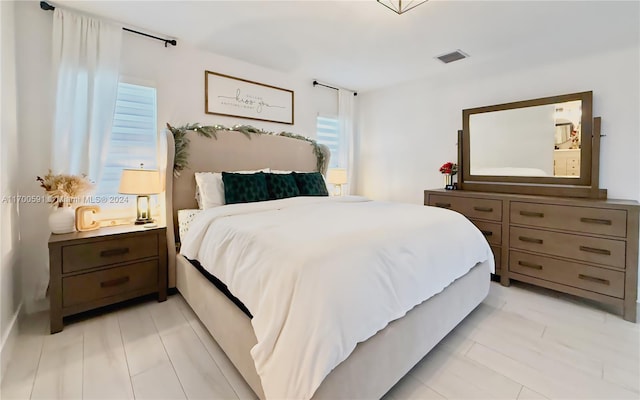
164 128 330 287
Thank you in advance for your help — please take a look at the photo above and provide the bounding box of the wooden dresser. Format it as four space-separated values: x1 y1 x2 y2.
425 189 639 322
48 225 168 333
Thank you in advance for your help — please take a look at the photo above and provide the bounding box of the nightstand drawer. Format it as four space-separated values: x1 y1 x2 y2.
63 260 158 308
429 195 502 221
62 234 158 273
509 251 624 298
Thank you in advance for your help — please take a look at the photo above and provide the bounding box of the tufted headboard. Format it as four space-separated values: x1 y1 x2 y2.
164 129 330 287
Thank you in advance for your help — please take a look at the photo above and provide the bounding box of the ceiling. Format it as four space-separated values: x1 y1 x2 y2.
54 1 639 92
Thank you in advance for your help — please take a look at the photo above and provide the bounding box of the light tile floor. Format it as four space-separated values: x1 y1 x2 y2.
1 281 638 399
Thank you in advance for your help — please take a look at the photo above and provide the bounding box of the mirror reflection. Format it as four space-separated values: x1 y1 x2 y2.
469 100 582 178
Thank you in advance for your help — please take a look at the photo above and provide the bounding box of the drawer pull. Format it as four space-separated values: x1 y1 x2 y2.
434 202 451 208
579 246 611 256
100 248 130 258
580 217 612 226
100 276 130 288
518 236 543 244
474 206 493 212
480 230 493 237
519 211 544 218
518 260 543 270
578 274 610 286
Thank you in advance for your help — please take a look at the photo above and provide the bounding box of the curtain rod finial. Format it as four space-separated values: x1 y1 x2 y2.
40 1 55 11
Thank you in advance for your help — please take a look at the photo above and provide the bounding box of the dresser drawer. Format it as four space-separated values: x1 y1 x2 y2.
511 202 626 237
509 251 624 298
491 245 501 275
63 260 158 308
62 234 158 273
429 195 502 221
472 220 502 246
510 226 626 269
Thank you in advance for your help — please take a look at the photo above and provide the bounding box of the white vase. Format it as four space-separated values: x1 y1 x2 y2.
49 205 76 234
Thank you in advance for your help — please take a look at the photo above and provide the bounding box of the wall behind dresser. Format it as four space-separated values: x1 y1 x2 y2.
356 42 640 300
356 44 639 204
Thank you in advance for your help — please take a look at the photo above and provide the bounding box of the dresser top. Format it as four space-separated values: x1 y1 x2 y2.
425 189 639 209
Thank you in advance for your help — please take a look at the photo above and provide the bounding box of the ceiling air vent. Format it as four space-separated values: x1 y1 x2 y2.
436 50 469 64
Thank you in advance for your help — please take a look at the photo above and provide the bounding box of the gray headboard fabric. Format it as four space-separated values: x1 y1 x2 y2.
164 128 330 287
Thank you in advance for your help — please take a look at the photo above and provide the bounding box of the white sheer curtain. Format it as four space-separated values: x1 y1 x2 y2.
51 8 122 182
338 89 355 194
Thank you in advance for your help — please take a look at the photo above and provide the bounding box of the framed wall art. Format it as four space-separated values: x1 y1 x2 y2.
205 71 294 124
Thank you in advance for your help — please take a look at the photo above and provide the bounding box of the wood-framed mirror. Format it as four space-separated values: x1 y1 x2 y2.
459 91 606 199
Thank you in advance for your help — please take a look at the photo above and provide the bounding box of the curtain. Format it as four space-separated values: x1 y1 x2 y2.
338 89 355 194
51 8 122 182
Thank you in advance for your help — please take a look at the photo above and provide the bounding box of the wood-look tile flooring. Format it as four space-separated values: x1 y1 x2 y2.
2 281 639 399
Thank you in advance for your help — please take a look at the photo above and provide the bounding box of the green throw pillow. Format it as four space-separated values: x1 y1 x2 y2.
222 172 269 204
265 173 300 200
292 172 329 196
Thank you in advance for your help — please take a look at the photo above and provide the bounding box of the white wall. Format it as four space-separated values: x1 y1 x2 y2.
356 44 640 296
0 0 23 375
357 45 640 204
13 1 335 313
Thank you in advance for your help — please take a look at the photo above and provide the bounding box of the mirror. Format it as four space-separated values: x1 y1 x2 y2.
460 91 601 198
469 99 583 178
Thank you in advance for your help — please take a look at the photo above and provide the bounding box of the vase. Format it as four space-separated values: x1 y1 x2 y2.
49 204 76 234
443 173 453 189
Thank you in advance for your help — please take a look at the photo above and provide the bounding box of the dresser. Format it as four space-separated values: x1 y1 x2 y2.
48 225 168 333
425 189 638 322
554 149 581 176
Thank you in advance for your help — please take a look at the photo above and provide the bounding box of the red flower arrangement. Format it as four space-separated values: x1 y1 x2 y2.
439 162 458 176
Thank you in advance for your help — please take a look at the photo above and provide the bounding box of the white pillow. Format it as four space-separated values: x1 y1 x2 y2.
195 169 270 209
271 170 304 174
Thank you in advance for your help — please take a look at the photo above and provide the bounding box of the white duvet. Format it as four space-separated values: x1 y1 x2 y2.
181 196 493 399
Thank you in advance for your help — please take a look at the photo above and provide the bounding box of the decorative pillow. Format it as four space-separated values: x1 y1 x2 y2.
265 173 300 200
195 168 270 209
222 172 269 204
292 172 329 196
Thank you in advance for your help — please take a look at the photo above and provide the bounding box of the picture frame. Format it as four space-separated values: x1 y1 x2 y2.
205 70 294 125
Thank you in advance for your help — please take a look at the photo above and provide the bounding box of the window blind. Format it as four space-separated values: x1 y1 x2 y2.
316 115 340 168
95 82 158 200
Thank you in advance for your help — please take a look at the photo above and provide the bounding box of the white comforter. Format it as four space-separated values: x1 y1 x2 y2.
181 196 493 399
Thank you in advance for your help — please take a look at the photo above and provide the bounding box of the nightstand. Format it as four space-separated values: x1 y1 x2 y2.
48 225 168 333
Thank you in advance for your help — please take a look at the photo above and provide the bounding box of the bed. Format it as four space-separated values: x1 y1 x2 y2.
163 129 493 399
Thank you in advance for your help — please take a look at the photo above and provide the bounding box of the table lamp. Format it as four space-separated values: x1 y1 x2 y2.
118 165 162 225
326 168 348 196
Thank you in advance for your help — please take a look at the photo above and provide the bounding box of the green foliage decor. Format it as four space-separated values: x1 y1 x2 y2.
166 123 327 177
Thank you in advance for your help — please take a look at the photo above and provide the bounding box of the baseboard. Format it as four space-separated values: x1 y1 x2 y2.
0 301 23 381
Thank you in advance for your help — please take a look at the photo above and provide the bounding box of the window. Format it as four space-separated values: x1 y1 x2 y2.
95 82 158 201
316 115 340 168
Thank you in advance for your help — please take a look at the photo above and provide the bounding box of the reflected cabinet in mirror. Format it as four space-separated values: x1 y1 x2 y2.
460 91 605 198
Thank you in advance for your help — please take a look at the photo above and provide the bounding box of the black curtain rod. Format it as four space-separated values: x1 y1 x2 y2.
39 1 177 47
313 80 357 96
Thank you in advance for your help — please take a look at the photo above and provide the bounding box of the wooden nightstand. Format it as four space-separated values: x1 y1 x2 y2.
48 225 168 333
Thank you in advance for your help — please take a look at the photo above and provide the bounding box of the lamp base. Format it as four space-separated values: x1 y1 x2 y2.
134 218 154 225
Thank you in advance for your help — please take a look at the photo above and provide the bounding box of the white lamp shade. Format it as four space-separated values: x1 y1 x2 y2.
118 168 162 195
327 168 348 185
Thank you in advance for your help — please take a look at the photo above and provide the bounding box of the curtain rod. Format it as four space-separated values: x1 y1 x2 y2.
39 1 177 47
313 80 357 96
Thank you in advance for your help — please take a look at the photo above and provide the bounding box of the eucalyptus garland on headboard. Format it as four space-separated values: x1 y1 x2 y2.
166 123 327 177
